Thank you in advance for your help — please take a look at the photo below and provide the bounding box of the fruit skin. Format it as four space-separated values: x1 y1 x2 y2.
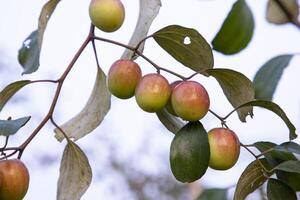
208 128 240 170
89 0 125 32
135 73 171 112
165 81 182 116
108 59 142 99
0 159 30 200
171 81 210 121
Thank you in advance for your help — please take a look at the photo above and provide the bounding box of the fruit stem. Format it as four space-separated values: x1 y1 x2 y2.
92 36 188 80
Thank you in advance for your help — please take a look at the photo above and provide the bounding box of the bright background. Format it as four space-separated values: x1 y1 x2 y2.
0 0 300 199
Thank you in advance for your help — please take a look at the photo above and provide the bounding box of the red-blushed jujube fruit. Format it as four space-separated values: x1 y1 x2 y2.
89 0 125 32
0 159 30 200
135 73 171 112
165 81 182 116
108 59 142 99
171 81 210 121
208 128 240 170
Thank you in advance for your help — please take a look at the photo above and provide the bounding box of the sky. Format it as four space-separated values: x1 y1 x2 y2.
0 0 300 199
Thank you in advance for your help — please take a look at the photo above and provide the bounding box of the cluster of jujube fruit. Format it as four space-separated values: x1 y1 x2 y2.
106 59 240 170
89 0 241 172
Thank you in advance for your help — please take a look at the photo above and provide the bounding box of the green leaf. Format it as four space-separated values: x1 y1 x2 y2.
206 68 255 122
254 141 297 162
0 116 31 136
57 141 92 200
253 55 294 101
266 0 300 25
275 161 300 174
153 25 214 72
233 159 273 200
121 0 161 60
267 178 297 200
197 188 227 200
55 68 111 141
156 108 185 134
18 0 60 74
170 122 209 183
18 31 40 74
254 141 300 191
275 142 300 155
233 100 297 140
0 80 31 112
212 0 254 55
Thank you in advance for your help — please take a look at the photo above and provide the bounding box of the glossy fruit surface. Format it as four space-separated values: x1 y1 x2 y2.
135 73 171 112
0 159 30 200
208 128 240 170
89 0 125 32
108 59 142 99
171 81 210 121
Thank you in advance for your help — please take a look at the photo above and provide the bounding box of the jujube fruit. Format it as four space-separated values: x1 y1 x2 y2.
208 128 240 170
108 59 142 99
171 81 210 121
0 159 30 200
135 73 171 112
89 0 125 32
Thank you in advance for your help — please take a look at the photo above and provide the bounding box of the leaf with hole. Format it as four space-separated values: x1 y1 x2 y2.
233 100 297 140
267 178 297 200
156 108 185 134
233 158 273 200
57 141 92 200
266 0 299 24
196 188 227 200
253 54 294 101
54 68 111 141
0 116 31 137
206 68 255 122
212 0 254 55
170 122 210 183
0 80 31 112
122 0 161 60
153 25 214 72
18 0 60 74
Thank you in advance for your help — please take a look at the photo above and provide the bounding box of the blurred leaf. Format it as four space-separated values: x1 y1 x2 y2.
233 159 273 200
18 31 40 74
0 116 31 136
153 25 214 72
234 100 297 140
55 68 111 141
197 188 227 200
18 0 60 74
275 161 300 174
275 141 300 155
253 54 294 101
170 122 209 183
57 141 92 200
267 178 297 200
254 142 297 162
156 108 185 134
0 80 30 112
266 0 299 25
255 141 300 191
122 0 161 60
207 68 255 122
212 0 254 55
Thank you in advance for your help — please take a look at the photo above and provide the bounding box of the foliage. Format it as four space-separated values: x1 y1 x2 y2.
0 0 300 199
